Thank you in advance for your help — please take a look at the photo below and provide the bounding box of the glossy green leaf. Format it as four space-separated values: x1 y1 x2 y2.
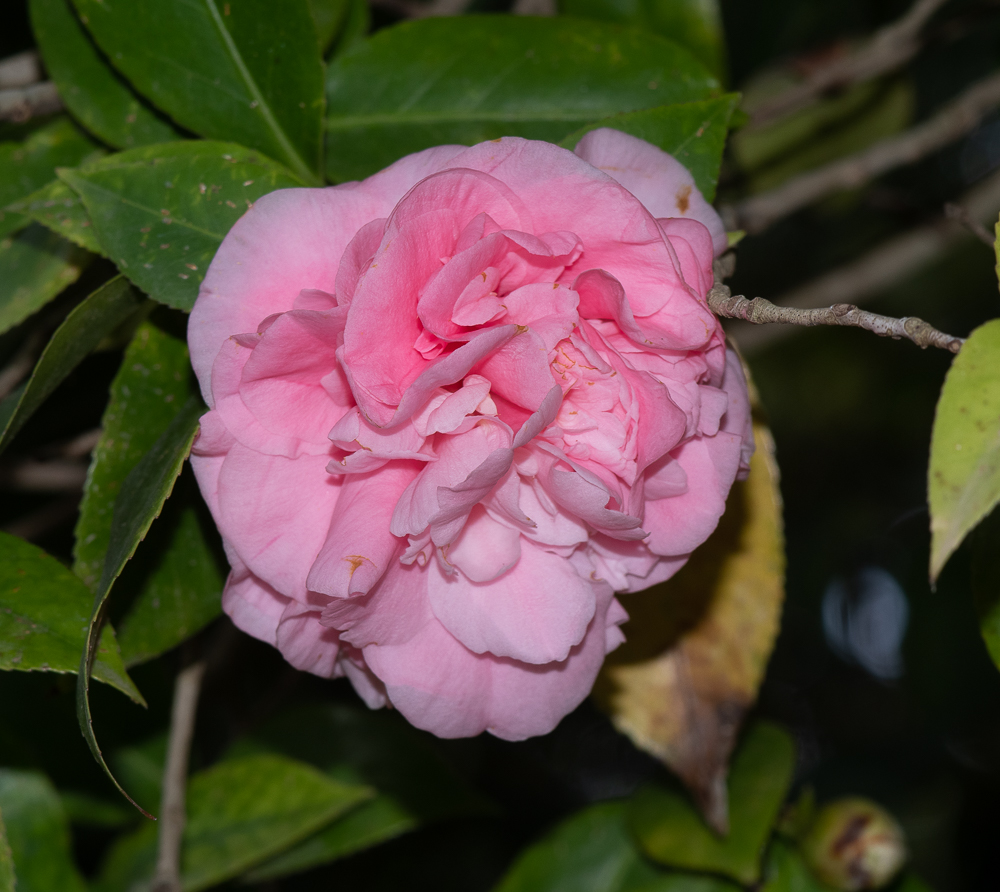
243 795 416 882
116 504 224 666
0 224 91 337
72 0 325 183
309 0 350 52
0 117 102 238
0 275 146 454
559 0 727 81
60 141 303 311
30 0 181 150
8 178 104 255
494 801 665 892
559 94 740 201
928 318 1000 582
629 722 795 884
325 16 719 182
0 807 14 892
972 507 1000 671
75 320 194 587
95 753 373 892
77 395 201 811
0 770 86 892
328 0 369 58
0 532 142 700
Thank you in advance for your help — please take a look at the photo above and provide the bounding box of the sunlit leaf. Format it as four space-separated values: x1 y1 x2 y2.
9 178 104 255
928 318 1000 582
30 0 181 150
60 141 303 311
76 395 202 811
0 532 142 701
595 417 784 832
72 0 325 183
0 769 87 892
0 224 90 337
628 722 795 885
559 94 739 201
95 753 373 892
0 275 147 454
0 117 102 238
559 0 728 81
325 16 718 182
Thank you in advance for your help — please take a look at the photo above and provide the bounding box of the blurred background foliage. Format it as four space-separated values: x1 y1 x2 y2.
2 0 1000 890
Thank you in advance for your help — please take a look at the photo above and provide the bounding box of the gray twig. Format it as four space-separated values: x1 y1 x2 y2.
708 281 964 353
0 459 88 492
0 51 41 90
747 0 949 127
0 81 63 123
151 659 206 892
944 202 995 246
729 68 1000 234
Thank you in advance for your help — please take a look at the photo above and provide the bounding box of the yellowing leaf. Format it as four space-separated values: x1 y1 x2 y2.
595 417 784 834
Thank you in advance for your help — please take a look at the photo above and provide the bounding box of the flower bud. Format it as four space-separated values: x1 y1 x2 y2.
801 797 907 891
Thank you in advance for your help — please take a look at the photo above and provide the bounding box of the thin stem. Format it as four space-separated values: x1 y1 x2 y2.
151 659 206 892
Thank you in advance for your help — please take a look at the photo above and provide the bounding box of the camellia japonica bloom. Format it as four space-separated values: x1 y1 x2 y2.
188 130 754 740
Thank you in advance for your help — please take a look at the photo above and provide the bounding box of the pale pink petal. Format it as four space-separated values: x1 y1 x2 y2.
573 127 727 255
445 504 522 583
222 560 290 645
275 602 342 677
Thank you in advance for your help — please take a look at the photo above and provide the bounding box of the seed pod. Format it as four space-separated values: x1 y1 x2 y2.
801 797 907 890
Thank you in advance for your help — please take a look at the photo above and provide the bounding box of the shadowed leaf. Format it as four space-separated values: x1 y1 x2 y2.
9 178 104 255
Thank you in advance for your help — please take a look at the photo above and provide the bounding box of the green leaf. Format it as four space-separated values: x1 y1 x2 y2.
76 394 202 811
95 753 373 892
328 0 369 58
628 722 795 885
30 0 181 150
0 224 91 337
309 0 350 52
59 790 133 828
559 94 740 201
72 0 325 183
972 506 1000 671
0 806 15 892
75 320 194 587
116 504 224 666
558 0 727 82
111 735 168 816
928 318 1000 582
0 275 147 455
324 15 719 182
0 117 102 238
760 839 828 892
0 531 143 700
59 141 304 311
0 770 86 892
494 801 664 892
242 795 416 882
8 178 104 255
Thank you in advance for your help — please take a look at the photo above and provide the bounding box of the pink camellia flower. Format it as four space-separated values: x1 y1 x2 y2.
188 130 753 740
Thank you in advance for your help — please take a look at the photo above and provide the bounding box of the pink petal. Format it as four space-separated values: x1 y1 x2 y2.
222 559 290 645
573 128 727 256
275 602 342 677
444 504 521 583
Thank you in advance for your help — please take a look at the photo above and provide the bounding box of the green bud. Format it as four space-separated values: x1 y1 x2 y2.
800 797 907 891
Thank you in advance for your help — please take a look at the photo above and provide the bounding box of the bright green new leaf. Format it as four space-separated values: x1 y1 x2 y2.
0 224 90 337
0 806 14 892
8 178 104 255
0 275 147 454
559 94 740 202
325 16 718 182
72 0 325 183
77 395 202 811
309 0 350 52
0 117 102 238
30 0 181 150
628 722 795 884
0 770 87 892
75 320 194 587
116 504 224 666
494 801 666 892
928 318 1000 582
559 0 728 82
60 141 303 311
95 753 373 892
0 532 142 700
